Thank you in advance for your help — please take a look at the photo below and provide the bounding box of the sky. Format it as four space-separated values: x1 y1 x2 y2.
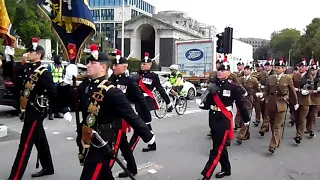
145 0 320 40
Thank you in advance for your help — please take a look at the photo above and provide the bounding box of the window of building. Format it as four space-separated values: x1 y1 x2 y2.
95 23 101 33
100 23 115 44
91 10 100 21
101 9 114 20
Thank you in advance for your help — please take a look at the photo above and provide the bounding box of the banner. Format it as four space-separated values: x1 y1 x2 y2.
0 0 16 47
37 0 96 63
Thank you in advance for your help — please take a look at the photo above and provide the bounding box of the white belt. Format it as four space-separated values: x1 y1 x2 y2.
210 105 232 111
143 93 149 97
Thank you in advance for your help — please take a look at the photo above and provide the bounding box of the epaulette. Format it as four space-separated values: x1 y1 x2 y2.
97 80 115 92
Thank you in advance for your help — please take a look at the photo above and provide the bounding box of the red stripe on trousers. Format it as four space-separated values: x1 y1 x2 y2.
14 120 38 180
91 162 103 180
131 136 140 151
205 130 229 179
109 130 123 167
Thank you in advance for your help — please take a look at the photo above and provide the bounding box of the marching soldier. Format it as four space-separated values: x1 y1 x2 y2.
62 52 155 179
292 58 313 144
233 61 244 78
305 60 319 137
197 58 250 179
207 60 222 83
128 52 171 152
252 63 264 126
236 63 262 145
259 58 275 136
108 50 152 178
259 58 298 153
8 39 56 179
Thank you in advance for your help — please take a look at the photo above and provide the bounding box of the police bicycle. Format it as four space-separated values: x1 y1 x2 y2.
154 79 188 118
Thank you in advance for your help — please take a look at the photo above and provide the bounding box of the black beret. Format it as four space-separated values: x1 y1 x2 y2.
27 45 45 52
86 53 109 63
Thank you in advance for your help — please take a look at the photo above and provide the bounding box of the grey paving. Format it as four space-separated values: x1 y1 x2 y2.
0 103 320 180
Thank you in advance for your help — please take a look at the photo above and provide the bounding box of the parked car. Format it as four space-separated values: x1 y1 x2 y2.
153 71 197 100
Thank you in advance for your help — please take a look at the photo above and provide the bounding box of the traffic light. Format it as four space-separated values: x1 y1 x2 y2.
216 32 224 53
223 27 233 54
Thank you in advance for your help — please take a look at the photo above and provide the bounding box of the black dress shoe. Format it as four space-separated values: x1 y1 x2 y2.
197 177 208 180
310 131 315 137
294 137 301 144
259 131 265 136
31 169 54 177
48 114 53 120
215 171 231 178
118 171 137 178
142 143 156 152
236 139 242 145
268 147 275 154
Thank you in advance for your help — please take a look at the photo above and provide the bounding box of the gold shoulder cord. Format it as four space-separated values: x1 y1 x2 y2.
20 66 47 112
82 80 114 145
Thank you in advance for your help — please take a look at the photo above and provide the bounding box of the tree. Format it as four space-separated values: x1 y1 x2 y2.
253 43 270 60
269 28 301 63
6 0 53 47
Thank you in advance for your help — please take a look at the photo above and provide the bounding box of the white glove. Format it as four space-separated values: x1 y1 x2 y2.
255 92 263 98
244 122 250 126
301 90 309 96
196 99 204 107
4 46 14 56
294 88 299 91
294 104 299 110
147 134 155 145
243 91 248 97
63 112 72 123
260 85 265 88
317 87 320 92
261 98 265 101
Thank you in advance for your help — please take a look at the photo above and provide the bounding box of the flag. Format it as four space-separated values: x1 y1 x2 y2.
0 0 16 47
37 0 96 63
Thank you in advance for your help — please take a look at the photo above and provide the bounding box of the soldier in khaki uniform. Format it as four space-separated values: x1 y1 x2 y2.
236 63 261 144
252 63 264 126
233 61 244 78
259 58 298 153
259 59 276 136
305 60 320 137
288 66 300 126
292 58 313 144
233 61 245 130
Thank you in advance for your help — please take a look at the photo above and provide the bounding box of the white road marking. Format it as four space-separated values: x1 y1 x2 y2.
66 137 73 140
113 162 163 178
52 132 59 134
148 169 157 174
44 127 48 130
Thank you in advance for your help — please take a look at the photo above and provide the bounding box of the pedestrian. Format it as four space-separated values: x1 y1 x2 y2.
197 58 250 179
108 50 152 178
61 51 155 179
7 38 56 180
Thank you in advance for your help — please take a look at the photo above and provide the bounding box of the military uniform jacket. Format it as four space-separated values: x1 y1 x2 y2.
20 62 57 113
138 70 170 107
265 74 298 112
233 71 244 79
310 75 320 105
240 75 260 109
292 73 312 105
207 71 217 83
77 76 153 142
201 79 250 123
109 73 152 123
258 70 273 91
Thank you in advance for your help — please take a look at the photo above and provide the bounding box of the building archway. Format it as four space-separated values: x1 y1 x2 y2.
137 24 155 59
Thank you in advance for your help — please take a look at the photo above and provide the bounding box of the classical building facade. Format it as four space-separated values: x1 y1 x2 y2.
116 11 217 67
238 37 269 52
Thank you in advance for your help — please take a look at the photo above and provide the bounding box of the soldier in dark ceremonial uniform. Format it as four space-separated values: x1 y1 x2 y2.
108 50 152 178
197 59 250 180
128 52 171 152
8 41 56 179
62 52 155 180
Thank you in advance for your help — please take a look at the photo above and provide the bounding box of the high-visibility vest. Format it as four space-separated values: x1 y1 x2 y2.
169 71 184 86
50 64 64 83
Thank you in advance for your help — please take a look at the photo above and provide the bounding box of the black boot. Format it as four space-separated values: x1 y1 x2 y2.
215 171 231 178
54 113 63 118
31 169 54 178
48 114 53 120
118 170 137 178
142 142 156 152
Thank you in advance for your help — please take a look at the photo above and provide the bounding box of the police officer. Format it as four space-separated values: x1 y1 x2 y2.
62 52 155 179
8 40 56 179
197 59 250 179
47 55 64 119
108 50 152 178
129 52 171 152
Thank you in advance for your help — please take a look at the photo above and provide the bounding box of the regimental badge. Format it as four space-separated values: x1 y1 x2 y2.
117 84 127 93
23 89 31 97
86 114 96 127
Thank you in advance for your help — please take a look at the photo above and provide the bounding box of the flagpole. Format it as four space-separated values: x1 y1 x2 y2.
121 0 125 57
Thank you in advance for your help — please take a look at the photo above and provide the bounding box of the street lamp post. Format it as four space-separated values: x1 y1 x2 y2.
288 49 291 66
121 0 125 57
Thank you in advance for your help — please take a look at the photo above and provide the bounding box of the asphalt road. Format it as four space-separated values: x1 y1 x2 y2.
1 101 320 180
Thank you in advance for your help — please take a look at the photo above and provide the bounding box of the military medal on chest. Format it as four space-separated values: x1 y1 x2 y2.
86 90 104 127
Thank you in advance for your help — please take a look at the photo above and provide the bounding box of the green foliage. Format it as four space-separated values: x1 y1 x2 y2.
269 28 301 63
5 0 54 47
253 43 270 60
